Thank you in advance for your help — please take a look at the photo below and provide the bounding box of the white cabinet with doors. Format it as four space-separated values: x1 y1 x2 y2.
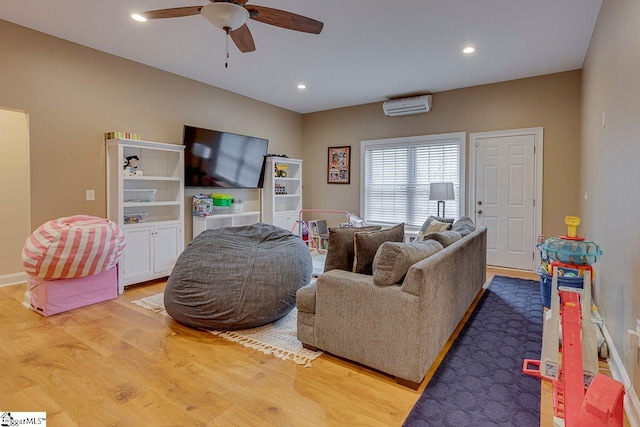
106 138 184 293
261 157 302 233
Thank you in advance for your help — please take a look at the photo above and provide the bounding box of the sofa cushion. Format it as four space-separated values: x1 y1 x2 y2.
353 223 405 275
372 240 443 286
423 230 463 247
417 216 454 241
296 280 317 314
324 225 382 272
451 216 476 237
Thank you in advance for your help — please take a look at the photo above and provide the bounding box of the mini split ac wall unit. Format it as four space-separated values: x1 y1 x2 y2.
382 95 432 116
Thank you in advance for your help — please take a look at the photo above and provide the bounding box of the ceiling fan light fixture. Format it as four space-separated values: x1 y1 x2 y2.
201 3 249 31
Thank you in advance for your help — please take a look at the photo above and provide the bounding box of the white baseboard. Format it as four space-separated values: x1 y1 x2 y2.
23 289 31 309
602 322 640 426
0 272 27 287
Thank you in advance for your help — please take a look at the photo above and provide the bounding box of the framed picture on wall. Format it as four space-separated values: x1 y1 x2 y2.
327 146 351 184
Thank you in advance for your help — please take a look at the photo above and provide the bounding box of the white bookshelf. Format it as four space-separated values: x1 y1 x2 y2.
262 157 302 233
106 138 184 293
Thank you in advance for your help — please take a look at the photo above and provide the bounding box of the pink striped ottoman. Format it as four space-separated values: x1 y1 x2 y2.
22 215 125 316
28 267 118 316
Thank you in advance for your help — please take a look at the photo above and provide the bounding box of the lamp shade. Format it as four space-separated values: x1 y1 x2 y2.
429 182 455 201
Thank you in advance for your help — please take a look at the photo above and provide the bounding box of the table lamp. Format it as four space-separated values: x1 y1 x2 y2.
429 182 455 217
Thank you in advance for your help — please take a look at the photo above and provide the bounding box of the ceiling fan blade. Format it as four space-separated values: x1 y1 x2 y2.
139 6 203 20
247 5 323 34
230 24 256 53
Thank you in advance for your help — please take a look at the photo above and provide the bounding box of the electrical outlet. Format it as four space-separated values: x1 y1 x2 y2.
86 189 95 201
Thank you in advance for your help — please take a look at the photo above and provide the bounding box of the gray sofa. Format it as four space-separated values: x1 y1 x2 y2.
296 225 487 389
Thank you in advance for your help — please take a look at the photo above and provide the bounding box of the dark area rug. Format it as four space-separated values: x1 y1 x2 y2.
403 275 543 427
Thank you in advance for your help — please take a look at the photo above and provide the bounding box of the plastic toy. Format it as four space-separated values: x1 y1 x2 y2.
562 216 583 240
210 193 233 206
524 270 624 426
528 216 620 426
275 163 288 177
540 216 602 266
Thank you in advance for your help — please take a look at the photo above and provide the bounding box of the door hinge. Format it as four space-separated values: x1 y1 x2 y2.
533 198 535 207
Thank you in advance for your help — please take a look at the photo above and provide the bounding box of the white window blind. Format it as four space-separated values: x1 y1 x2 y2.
361 134 464 228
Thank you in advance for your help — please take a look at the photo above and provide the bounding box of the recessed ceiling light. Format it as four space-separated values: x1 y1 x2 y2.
131 13 147 23
297 84 307 89
463 46 476 54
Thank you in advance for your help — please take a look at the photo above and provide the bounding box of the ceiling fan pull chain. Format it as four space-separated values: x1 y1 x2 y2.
224 27 230 68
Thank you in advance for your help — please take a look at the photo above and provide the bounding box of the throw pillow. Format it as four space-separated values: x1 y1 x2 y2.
353 223 405 275
416 216 454 241
419 215 454 232
424 219 452 234
324 225 382 272
372 240 443 286
423 230 463 247
451 216 476 237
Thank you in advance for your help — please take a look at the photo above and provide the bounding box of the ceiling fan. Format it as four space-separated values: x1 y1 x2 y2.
134 0 324 54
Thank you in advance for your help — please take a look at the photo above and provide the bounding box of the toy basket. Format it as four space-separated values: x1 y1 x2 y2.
124 189 157 203
123 212 149 224
540 237 602 266
538 268 584 308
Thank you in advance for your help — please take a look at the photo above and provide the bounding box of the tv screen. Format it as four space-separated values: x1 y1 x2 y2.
183 125 268 188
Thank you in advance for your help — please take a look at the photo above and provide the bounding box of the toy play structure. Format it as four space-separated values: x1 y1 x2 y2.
537 217 603 309
292 209 363 277
293 209 353 252
525 217 623 426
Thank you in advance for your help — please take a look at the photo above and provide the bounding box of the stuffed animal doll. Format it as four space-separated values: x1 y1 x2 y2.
123 155 143 176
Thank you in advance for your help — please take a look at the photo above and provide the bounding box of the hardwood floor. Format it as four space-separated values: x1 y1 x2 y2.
1 268 536 426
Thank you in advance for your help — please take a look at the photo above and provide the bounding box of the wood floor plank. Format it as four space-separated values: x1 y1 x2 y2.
3 385 79 427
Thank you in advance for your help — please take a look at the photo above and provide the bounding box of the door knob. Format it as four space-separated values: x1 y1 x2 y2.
477 201 483 205
477 210 483 215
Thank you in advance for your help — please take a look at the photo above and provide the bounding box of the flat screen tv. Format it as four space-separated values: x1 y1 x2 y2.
183 125 268 188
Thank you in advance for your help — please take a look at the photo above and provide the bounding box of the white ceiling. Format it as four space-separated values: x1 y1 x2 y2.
0 0 602 114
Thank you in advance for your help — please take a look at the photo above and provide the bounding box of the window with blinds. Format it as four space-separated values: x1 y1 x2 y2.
361 133 464 228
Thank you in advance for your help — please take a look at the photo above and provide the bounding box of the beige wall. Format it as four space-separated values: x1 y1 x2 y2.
302 70 582 238
0 19 303 269
0 109 30 278
580 0 640 389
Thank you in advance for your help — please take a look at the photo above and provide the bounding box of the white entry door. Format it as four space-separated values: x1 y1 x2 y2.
470 128 543 271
